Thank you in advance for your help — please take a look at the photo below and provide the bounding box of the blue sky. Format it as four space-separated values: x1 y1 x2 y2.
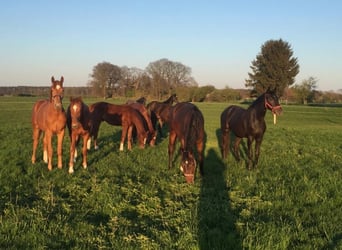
0 0 341 91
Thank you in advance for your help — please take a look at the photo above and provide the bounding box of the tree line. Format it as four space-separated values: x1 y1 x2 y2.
1 39 341 104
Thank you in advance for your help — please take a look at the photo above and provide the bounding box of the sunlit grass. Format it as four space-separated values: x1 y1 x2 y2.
0 96 341 249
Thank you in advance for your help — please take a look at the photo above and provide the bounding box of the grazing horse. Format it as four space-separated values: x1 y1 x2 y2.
127 102 157 146
168 102 205 183
147 94 178 138
220 89 283 169
66 97 91 174
89 102 148 151
31 76 66 170
126 96 147 105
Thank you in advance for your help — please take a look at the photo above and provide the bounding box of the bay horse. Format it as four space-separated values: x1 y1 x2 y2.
31 76 66 171
220 88 283 169
168 102 205 183
127 102 157 146
66 97 91 174
147 94 178 138
126 96 147 105
89 102 148 151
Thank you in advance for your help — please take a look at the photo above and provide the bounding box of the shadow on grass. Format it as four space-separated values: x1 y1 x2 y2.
198 148 242 249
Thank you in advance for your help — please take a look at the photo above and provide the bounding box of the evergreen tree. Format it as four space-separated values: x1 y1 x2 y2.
246 39 299 96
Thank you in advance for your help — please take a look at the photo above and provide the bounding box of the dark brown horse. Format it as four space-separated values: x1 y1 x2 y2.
168 102 205 183
127 102 157 146
66 97 91 174
147 94 178 138
89 102 148 151
31 76 66 170
220 89 283 169
126 96 147 105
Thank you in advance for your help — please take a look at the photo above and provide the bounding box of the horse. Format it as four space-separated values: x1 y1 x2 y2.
168 102 205 183
89 102 148 151
31 76 66 171
220 88 283 169
127 102 157 146
147 94 178 138
66 97 91 174
126 96 147 105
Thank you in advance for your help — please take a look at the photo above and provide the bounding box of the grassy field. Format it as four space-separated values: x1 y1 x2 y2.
0 96 341 249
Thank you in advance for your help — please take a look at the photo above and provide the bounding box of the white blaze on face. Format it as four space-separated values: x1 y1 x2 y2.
72 104 78 112
56 84 61 90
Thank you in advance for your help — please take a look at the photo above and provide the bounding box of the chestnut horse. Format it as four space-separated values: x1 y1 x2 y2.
89 102 148 151
220 88 283 169
31 76 66 170
168 102 205 183
147 94 178 138
66 97 91 174
127 102 157 146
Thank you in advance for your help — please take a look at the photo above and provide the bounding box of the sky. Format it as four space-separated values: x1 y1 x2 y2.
0 0 341 91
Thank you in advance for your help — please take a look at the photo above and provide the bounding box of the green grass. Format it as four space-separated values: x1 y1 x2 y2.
0 96 341 249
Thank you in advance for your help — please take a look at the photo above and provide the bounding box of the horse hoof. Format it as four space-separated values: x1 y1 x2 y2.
94 145 99 150
68 168 74 174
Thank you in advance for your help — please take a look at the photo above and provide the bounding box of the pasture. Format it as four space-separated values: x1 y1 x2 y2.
0 96 341 249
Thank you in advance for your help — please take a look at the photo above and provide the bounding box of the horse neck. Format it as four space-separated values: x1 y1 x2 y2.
248 94 267 118
164 97 174 105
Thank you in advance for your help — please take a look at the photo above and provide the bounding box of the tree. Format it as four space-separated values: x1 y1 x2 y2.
246 39 299 97
146 58 196 99
292 77 318 104
89 62 121 98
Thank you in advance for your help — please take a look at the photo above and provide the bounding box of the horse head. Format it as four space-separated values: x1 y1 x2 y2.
50 76 64 110
69 97 83 129
171 94 179 104
180 150 197 184
264 89 283 116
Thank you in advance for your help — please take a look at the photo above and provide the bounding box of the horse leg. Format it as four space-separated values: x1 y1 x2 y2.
57 129 65 169
69 134 76 174
31 128 41 164
127 125 133 150
91 122 100 150
233 137 242 161
82 134 90 169
196 140 205 176
43 132 48 164
247 137 254 170
254 136 263 168
168 131 177 169
221 129 230 159
120 125 128 151
45 132 53 171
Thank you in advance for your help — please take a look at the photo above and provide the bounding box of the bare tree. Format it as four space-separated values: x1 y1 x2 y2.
146 58 196 99
89 62 121 98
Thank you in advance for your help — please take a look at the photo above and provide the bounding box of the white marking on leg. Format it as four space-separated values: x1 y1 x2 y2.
74 148 78 161
87 138 91 150
119 142 124 151
68 166 74 174
43 150 48 163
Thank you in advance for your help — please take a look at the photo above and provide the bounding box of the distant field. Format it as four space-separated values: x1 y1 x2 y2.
0 96 341 249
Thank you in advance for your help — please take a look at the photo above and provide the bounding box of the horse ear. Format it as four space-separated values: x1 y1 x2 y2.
51 76 55 83
60 76 64 86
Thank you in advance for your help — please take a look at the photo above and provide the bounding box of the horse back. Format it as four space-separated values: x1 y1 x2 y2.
171 102 204 142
